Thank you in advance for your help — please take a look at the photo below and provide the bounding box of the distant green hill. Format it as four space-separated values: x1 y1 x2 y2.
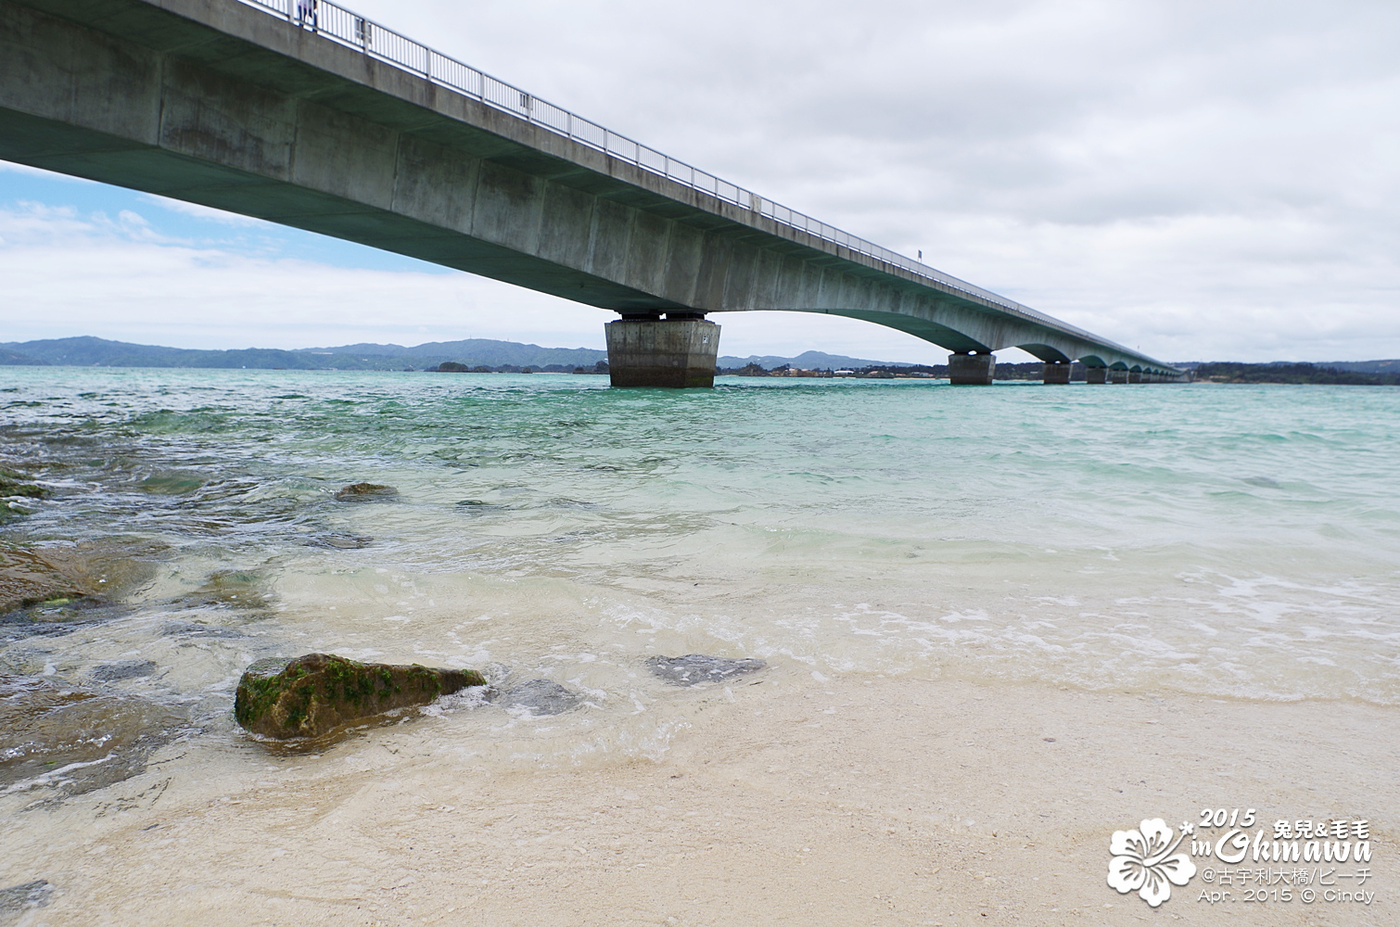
0 336 602 371
0 336 900 372
0 336 326 369
0 349 47 365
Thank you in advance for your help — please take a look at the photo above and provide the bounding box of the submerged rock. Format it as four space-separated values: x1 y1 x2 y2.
159 619 243 639
0 549 94 616
646 654 767 686
309 532 372 550
0 469 49 500
90 659 159 683
137 473 205 495
234 653 486 740
0 469 49 522
0 468 46 523
0 676 184 797
0 540 164 618
454 499 502 511
0 880 53 920
499 678 581 716
334 482 398 501
174 570 271 610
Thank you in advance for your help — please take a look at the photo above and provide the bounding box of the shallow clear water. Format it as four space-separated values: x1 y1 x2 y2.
3 368 1399 775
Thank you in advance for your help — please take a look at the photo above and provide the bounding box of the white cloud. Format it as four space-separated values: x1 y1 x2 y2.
0 203 598 348
1 201 942 358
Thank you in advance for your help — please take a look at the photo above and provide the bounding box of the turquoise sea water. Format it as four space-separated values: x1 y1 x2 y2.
3 368 1399 770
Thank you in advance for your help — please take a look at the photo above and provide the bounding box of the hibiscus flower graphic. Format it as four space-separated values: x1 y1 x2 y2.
1107 818 1197 907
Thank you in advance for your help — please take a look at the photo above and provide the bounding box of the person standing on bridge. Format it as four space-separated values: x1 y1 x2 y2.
296 0 317 32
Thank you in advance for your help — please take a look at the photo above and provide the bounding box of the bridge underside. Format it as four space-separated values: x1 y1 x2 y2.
0 0 1179 385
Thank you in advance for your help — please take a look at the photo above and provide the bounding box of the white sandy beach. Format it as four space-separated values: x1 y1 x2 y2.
4 670 1393 926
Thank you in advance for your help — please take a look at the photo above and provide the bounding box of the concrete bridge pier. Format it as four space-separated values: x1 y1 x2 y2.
1129 371 1143 384
605 314 720 388
1086 367 1108 384
1042 361 1071 384
948 352 996 385
1109 369 1129 384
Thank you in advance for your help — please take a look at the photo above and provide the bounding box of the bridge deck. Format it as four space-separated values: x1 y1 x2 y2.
0 0 1177 373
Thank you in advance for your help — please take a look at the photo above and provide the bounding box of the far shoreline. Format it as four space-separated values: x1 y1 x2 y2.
5 336 1400 384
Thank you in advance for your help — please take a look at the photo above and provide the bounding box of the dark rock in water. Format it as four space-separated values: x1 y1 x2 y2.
0 880 53 919
499 679 581 716
0 549 104 616
0 470 47 522
309 532 372 549
0 500 32 523
90 659 158 683
0 539 164 618
174 570 270 610
646 654 767 686
0 468 49 501
137 473 205 495
0 675 185 797
234 653 487 740
0 468 50 522
0 605 122 642
159 619 243 639
334 482 398 501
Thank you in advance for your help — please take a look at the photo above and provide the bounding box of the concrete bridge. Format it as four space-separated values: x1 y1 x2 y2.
0 0 1181 386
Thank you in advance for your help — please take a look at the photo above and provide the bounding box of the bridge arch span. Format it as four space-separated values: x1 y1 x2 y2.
768 307 992 356
724 303 1147 373
1011 343 1074 364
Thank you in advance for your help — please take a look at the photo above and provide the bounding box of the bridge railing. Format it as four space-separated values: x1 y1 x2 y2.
234 0 1103 342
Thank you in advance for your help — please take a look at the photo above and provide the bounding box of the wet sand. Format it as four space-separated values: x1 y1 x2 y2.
3 672 1393 926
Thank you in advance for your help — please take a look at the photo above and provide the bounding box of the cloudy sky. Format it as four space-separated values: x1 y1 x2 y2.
2 0 1397 363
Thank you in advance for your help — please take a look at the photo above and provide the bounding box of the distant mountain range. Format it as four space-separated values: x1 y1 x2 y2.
0 336 904 372
3 337 1398 379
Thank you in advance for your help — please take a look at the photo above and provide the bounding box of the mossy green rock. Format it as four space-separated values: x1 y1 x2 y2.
334 482 398 501
234 653 485 740
0 469 49 500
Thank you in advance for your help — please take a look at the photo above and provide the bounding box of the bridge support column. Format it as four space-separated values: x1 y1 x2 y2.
1109 369 1129 384
1129 371 1143 383
1042 361 1071 384
605 314 720 388
948 352 995 385
1086 367 1108 384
